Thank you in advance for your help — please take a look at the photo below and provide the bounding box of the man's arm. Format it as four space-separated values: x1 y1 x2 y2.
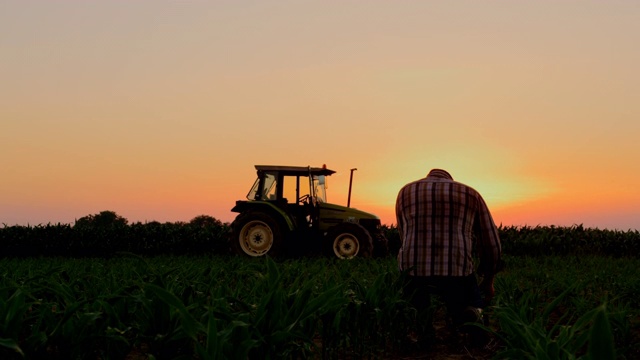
474 197 501 274
395 188 406 241
474 195 502 303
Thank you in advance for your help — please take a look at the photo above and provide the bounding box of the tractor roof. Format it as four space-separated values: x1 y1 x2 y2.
255 165 336 176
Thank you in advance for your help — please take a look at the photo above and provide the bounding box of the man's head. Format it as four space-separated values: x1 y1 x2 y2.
428 169 453 180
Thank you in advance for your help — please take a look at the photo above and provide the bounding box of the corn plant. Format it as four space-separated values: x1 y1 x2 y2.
0 289 29 358
480 271 629 360
0 253 638 358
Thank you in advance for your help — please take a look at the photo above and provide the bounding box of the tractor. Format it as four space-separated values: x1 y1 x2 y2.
229 165 388 259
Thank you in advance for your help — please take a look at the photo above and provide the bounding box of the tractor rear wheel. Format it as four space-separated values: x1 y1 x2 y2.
325 223 372 259
231 212 283 257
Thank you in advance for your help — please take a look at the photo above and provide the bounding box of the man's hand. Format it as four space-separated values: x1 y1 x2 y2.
479 276 495 305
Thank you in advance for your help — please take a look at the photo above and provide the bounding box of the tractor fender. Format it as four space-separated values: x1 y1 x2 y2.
232 201 295 232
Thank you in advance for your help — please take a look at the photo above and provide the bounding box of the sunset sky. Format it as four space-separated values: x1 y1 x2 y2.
2 1 639 230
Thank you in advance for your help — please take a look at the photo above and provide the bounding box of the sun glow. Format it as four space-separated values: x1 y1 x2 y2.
2 2 639 230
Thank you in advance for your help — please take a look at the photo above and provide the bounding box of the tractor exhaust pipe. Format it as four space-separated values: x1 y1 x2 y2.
347 168 357 207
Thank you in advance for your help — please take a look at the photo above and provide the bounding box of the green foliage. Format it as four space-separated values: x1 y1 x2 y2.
74 210 128 229
1 255 637 359
3 214 640 259
0 211 230 258
0 256 418 358
480 283 591 359
385 223 640 258
189 215 223 228
480 295 621 360
1 218 640 358
382 224 401 256
487 255 639 359
499 224 640 257
0 290 28 357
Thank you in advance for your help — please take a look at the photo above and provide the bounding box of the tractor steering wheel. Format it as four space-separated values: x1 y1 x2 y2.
298 194 311 204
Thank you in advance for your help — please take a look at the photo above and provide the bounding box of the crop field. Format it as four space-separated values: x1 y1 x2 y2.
1 253 639 359
1 216 640 359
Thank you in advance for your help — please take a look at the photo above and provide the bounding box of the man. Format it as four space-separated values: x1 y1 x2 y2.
396 168 502 343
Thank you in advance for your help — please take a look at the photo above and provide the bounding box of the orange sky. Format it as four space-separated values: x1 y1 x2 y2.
2 1 639 230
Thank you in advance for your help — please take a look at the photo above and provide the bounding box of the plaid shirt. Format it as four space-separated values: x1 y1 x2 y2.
396 169 502 277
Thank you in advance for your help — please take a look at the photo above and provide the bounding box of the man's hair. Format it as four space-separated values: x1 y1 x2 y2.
428 168 453 180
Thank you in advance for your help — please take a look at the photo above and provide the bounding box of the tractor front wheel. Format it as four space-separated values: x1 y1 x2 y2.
325 223 372 259
231 212 283 257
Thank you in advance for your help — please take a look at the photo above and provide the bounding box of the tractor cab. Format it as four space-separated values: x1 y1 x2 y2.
243 165 333 228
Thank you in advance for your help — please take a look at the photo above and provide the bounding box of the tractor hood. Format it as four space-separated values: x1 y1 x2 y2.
319 202 379 219
317 202 380 232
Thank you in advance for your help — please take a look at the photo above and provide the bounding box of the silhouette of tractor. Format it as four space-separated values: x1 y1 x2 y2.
229 165 388 259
